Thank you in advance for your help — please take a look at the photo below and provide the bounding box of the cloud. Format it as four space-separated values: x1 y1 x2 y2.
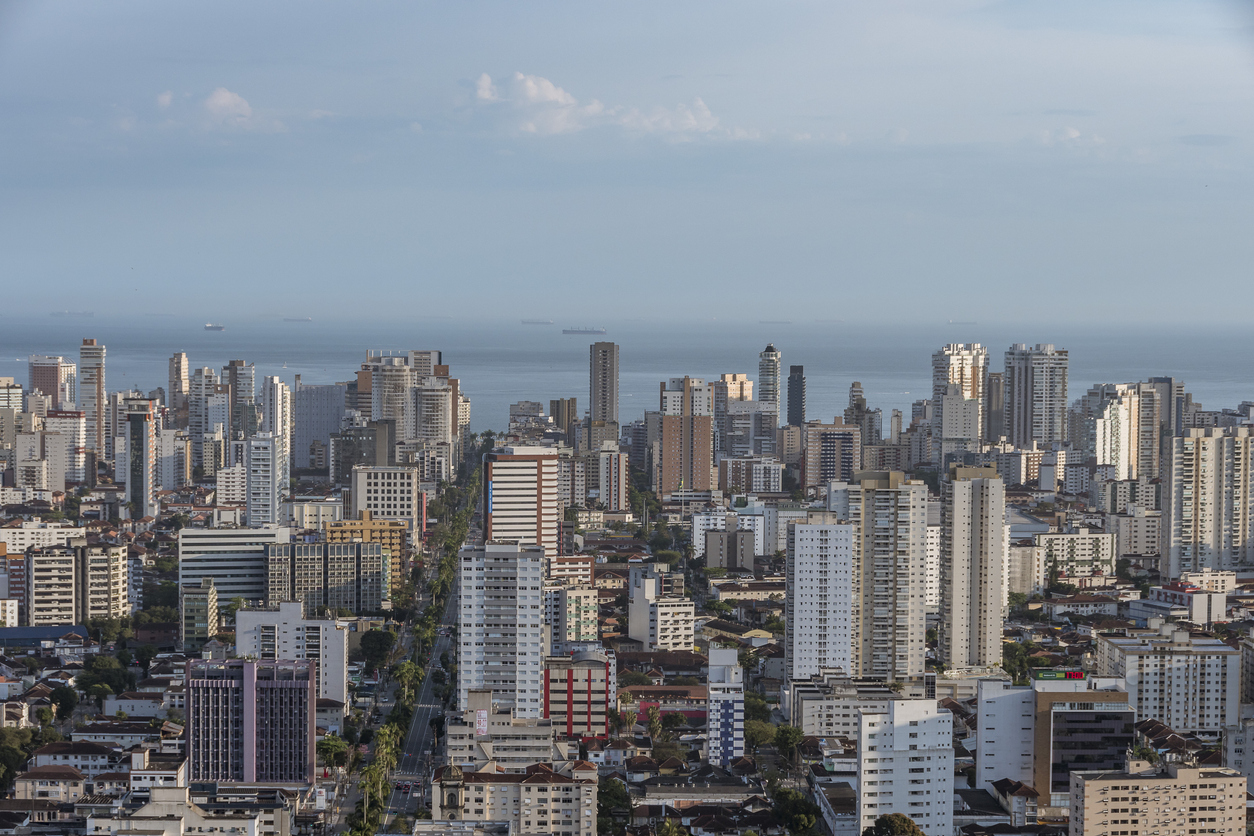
473 71 746 140
156 91 173 108
202 87 283 131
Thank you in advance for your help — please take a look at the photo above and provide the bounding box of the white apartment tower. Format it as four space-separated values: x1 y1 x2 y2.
828 473 929 680
598 449 629 512
78 339 106 457
1166 427 1254 576
259 375 291 485
856 700 954 836
941 466 1007 668
627 564 695 651
456 541 548 717
235 601 349 705
245 433 282 527
1004 344 1069 447
115 398 160 519
785 514 856 680
932 344 988 446
168 352 190 423
483 447 559 561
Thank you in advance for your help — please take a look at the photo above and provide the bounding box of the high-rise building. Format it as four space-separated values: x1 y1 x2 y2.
23 540 129 626
178 527 292 604
180 577 219 651
1004 343 1069 447
855 700 954 836
787 365 806 427
114 398 159 519
940 466 1006 668
828 472 928 681
705 647 745 768
245 432 282 527
185 659 315 784
266 540 389 614
844 382 882 447
222 359 257 441
78 339 105 457
350 465 426 533
932 344 988 445
323 511 405 597
976 673 1134 815
713 373 752 454
598 449 629 512
1071 764 1246 836
542 582 599 652
431 761 598 835
27 355 76 411
1165 427 1254 576
937 384 981 462
168 352 189 427
801 421 861 489
627 564 695 651
0 377 23 412
785 513 854 680
655 377 714 496
44 410 87 483
156 428 192 491
984 370 1005 442
483 447 559 559
1069 382 1161 481
589 342 619 425
188 367 226 468
549 397 577 437
456 541 548 716
235 601 349 705
292 376 348 470
757 344 781 425
259 376 291 482
543 650 613 738
1096 623 1240 736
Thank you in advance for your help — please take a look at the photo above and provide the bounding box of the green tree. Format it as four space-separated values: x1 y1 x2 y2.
862 813 926 836
619 670 653 687
773 787 821 835
745 719 775 757
360 629 396 673
661 712 686 730
744 692 772 724
774 724 804 765
597 776 630 834
35 707 53 727
135 644 158 673
50 686 78 719
620 708 638 734
646 705 663 740
658 819 687 836
318 734 349 767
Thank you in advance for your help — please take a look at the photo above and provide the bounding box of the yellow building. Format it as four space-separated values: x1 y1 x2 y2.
1070 763 1247 836
325 511 409 592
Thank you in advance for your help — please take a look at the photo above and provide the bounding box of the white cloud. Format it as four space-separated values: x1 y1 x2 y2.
202 87 284 132
474 71 748 140
156 91 173 108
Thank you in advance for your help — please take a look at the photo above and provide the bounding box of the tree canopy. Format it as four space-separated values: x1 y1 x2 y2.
862 813 926 836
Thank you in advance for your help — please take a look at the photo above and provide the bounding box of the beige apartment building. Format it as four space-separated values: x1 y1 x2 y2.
1070 764 1246 836
433 762 598 836
325 510 407 593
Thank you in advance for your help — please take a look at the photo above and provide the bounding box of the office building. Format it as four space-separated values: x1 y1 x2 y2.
291 377 347 469
236 601 349 705
78 339 105 457
457 541 548 717
976 673 1135 814
543 651 613 739
180 578 219 652
324 511 405 595
483 447 559 558
932 344 988 447
855 700 954 836
1004 343 1069 447
1070 764 1246 836
1165 427 1254 576
351 464 426 532
28 355 75 411
432 761 597 836
828 473 929 680
1096 623 1239 736
266 540 389 614
178 527 291 604
447 689 574 773
801 421 861 489
758 343 781 426
589 342 619 425
655 377 714 496
627 564 695 651
941 466 1006 668
185 659 316 784
706 647 745 768
713 373 753 454
787 365 806 427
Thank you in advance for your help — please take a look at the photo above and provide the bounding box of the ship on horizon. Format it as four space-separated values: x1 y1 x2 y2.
204 323 225 331
50 310 93 318
522 319 554 325
562 326 607 335
284 316 312 322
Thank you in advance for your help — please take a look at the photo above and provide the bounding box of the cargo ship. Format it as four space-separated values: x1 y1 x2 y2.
204 323 225 331
522 319 554 325
562 327 606 335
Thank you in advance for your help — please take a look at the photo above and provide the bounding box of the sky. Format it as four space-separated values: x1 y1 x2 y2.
1 1 1252 324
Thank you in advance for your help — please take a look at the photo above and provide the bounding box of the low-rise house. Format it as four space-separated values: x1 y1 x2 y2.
102 691 166 718
14 765 86 802
1041 594 1119 619
29 741 121 779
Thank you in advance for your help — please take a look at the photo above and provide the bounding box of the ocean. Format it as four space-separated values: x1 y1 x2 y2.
1 315 1251 432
